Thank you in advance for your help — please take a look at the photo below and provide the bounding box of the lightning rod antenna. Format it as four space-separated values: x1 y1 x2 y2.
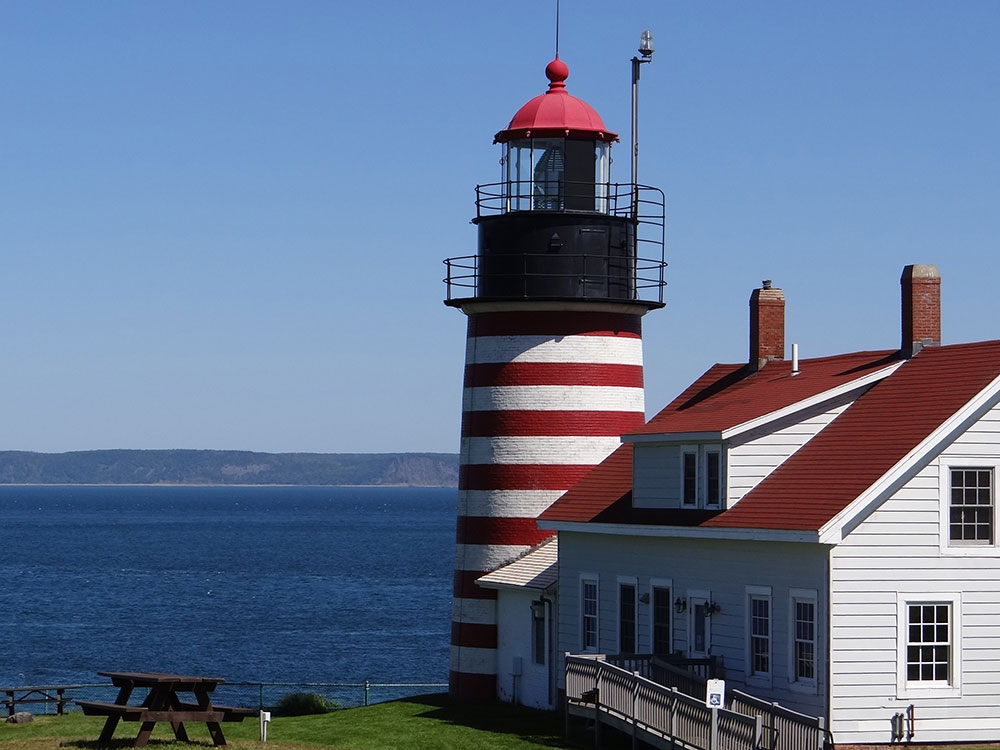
555 0 560 58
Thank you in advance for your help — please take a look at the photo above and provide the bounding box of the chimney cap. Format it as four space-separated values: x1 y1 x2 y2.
901 264 940 280
762 279 772 290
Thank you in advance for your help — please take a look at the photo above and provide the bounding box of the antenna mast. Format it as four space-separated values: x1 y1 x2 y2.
555 0 560 57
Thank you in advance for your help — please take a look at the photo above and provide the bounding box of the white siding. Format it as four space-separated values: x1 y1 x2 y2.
556 531 828 718
495 587 556 709
830 401 1000 745
632 443 680 507
728 394 854 506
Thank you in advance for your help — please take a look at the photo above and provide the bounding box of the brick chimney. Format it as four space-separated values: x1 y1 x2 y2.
900 264 941 357
750 280 785 372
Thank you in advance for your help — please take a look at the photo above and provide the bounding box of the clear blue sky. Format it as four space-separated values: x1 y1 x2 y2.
3 1 998 454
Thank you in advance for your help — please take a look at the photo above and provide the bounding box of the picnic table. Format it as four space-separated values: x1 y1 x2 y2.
77 671 255 748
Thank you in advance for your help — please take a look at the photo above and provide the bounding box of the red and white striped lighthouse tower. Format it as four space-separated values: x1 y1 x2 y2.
444 56 666 700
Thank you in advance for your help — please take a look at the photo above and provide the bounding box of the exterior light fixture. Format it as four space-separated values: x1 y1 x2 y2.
639 592 651 605
530 599 546 620
705 601 722 617
674 597 687 614
631 29 655 222
639 29 654 58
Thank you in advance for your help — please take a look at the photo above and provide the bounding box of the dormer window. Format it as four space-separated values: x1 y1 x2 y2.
682 450 697 506
705 448 722 507
679 444 725 509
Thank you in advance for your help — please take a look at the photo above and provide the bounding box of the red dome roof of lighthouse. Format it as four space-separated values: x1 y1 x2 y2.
494 58 619 144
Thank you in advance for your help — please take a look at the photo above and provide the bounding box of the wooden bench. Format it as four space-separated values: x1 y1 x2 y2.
175 701 256 721
77 700 148 720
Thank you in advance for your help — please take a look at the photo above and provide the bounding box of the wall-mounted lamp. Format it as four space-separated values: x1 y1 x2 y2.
705 601 722 618
639 592 650 605
530 599 546 621
674 597 687 614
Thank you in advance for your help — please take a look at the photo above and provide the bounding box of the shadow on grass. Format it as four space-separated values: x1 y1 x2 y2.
402 693 569 748
404 693 637 750
61 741 216 749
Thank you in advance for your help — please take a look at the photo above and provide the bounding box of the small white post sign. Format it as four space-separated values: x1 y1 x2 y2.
706 678 725 709
706 679 725 750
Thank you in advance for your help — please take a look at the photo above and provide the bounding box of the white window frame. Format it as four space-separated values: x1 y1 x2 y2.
680 447 698 506
687 589 711 658
704 446 723 508
896 593 962 699
940 459 997 555
746 585 772 684
679 444 726 509
617 576 638 655
650 577 673 656
788 588 818 693
581 574 600 653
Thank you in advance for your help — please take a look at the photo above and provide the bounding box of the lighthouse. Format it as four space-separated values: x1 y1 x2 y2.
444 54 666 700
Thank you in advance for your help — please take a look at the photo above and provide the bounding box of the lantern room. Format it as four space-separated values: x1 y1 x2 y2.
443 56 666 307
496 57 616 214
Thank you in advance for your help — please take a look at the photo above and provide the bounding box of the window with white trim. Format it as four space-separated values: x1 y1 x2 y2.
907 603 951 682
619 581 637 653
897 594 961 698
950 467 993 545
681 450 697 506
652 583 672 655
745 585 771 681
679 444 725 509
581 576 599 652
791 593 817 685
705 448 722 507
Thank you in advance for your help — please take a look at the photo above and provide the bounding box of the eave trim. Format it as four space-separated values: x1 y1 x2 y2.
538 520 819 544
818 370 1000 544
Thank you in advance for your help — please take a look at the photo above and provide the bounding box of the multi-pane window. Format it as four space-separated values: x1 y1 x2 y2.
907 603 950 683
680 446 724 509
582 579 598 651
749 595 771 676
682 452 697 505
793 599 816 682
652 586 672 654
950 468 993 544
706 450 721 507
619 583 636 653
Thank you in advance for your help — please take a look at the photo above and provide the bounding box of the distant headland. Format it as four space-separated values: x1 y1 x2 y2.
0 450 459 487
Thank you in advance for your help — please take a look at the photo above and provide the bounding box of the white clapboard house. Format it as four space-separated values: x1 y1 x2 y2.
483 265 1000 746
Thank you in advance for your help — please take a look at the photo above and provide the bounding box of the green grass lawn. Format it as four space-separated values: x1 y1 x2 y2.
0 693 577 750
6 698 995 750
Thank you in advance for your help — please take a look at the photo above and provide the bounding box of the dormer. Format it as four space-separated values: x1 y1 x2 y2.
624 281 906 512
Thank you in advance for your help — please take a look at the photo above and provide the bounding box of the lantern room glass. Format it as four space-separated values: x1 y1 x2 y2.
505 138 611 214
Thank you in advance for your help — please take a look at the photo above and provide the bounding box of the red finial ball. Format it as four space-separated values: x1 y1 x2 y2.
545 58 569 85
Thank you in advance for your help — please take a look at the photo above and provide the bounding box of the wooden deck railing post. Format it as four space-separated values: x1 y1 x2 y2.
755 714 764 750
669 686 678 742
631 671 639 750
594 666 602 749
5 691 14 717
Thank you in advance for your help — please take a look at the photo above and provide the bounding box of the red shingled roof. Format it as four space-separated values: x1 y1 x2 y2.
540 341 1000 531
707 340 1000 530
538 443 634 523
629 349 899 436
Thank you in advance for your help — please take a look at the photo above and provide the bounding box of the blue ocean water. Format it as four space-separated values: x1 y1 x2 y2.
0 485 456 688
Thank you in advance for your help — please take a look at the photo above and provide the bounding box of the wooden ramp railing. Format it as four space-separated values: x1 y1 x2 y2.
565 654 828 750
